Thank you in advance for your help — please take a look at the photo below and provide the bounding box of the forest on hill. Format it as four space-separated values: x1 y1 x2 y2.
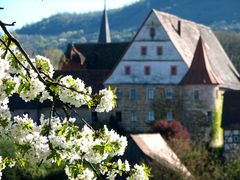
12 0 240 71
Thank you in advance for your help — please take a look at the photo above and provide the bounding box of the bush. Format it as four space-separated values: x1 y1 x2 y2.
149 119 190 140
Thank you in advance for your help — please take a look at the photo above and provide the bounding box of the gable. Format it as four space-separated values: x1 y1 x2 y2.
105 10 188 85
134 11 170 41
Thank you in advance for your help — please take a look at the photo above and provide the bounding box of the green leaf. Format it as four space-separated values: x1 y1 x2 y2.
56 75 63 82
56 157 62 166
18 83 24 94
105 144 112 152
49 85 59 95
93 145 104 155
0 118 9 128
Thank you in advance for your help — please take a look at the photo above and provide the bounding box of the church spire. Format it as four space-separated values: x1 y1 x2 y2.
98 0 111 43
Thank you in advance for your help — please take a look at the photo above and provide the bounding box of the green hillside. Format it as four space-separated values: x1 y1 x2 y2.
12 0 240 71
17 0 240 36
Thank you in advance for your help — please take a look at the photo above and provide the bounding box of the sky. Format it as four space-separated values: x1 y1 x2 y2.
0 0 140 29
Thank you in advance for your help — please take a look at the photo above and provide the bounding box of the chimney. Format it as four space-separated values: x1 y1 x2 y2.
177 20 181 36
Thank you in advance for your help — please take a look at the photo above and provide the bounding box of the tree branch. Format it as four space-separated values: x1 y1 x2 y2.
0 38 31 77
65 103 94 131
0 20 46 84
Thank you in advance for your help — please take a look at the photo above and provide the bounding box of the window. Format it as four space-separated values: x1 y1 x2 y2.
207 111 212 122
148 112 155 121
116 112 122 122
141 46 147 56
147 88 154 100
116 88 122 102
157 46 163 55
124 66 131 75
144 66 151 75
165 88 173 99
166 112 173 121
193 90 199 100
130 89 136 101
170 65 177 75
149 27 156 39
131 111 137 122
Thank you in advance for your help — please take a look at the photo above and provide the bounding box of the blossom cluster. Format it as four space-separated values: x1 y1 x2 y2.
0 156 4 179
95 88 116 112
0 35 151 179
58 75 92 108
127 164 151 180
0 156 15 179
0 114 149 179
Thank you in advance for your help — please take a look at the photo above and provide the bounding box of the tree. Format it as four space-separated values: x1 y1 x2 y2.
0 19 151 179
216 31 240 73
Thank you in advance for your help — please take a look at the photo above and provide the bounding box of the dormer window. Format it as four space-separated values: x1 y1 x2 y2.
141 46 147 56
149 27 156 39
157 46 163 55
144 65 151 75
124 66 131 75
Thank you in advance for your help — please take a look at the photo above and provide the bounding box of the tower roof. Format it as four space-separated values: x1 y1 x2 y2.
180 36 222 85
98 0 111 43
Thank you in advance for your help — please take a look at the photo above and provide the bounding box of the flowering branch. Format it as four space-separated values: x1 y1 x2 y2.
0 18 151 180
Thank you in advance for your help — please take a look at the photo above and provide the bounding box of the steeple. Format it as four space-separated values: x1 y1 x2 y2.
98 0 111 43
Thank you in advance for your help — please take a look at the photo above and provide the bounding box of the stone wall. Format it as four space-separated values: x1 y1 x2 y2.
224 130 240 154
181 85 222 136
103 84 221 136
107 85 180 132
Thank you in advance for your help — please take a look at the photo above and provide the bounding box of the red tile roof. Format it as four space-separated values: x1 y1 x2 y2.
180 36 222 85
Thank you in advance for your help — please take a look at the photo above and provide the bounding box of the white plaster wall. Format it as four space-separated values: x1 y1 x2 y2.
105 61 188 84
135 12 170 41
122 41 182 61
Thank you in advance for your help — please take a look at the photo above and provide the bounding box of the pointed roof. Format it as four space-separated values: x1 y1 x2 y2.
98 0 111 43
181 37 222 85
